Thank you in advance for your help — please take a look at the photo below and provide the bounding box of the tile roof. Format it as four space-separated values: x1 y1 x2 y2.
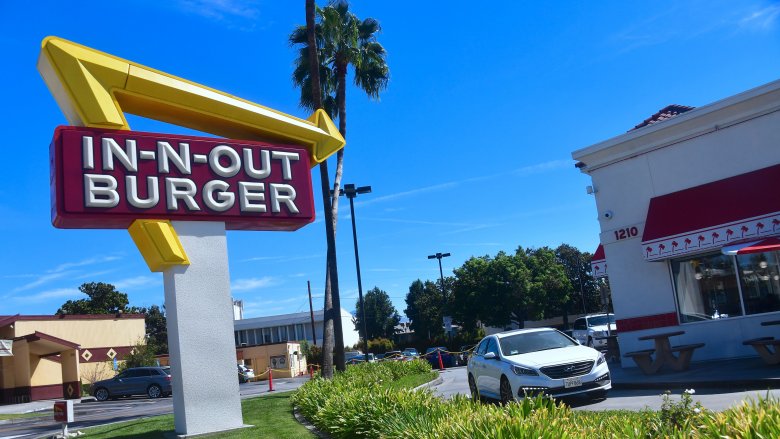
631 104 695 131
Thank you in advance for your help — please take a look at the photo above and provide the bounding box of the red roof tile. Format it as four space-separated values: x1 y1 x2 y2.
631 104 695 131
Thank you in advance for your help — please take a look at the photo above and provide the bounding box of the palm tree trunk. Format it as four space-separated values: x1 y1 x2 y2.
306 0 342 379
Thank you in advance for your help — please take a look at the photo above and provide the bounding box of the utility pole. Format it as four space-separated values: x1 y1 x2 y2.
307 280 317 345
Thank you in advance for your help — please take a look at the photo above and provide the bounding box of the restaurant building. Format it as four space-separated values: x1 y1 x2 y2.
572 79 780 366
0 314 145 403
233 308 359 348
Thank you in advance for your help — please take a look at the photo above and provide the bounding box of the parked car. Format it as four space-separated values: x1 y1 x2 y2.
238 364 255 383
424 347 456 368
457 344 476 366
92 366 172 401
345 351 375 364
572 313 617 349
467 328 610 403
402 348 419 359
383 350 406 361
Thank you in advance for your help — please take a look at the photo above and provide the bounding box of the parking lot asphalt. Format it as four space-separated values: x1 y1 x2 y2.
427 365 780 412
0 376 309 439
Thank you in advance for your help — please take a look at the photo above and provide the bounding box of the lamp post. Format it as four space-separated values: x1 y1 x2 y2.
428 252 451 337
427 252 451 287
337 184 372 363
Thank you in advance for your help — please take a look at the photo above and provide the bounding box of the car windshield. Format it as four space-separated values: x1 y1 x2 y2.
425 347 446 354
498 330 577 356
587 315 616 326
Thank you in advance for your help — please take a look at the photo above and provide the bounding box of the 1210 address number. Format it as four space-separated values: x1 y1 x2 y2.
614 227 639 241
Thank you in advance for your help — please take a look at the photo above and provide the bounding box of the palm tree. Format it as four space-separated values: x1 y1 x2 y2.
291 0 389 377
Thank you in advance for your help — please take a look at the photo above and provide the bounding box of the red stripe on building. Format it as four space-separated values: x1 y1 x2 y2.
616 312 679 332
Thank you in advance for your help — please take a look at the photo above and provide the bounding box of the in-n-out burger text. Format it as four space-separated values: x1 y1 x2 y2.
51 126 315 230
83 137 301 213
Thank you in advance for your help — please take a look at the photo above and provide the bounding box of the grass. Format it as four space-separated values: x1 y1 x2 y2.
385 370 438 391
79 368 438 438
0 411 51 421
81 392 313 438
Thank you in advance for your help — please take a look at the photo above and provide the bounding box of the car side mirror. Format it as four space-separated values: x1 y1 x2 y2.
484 352 497 360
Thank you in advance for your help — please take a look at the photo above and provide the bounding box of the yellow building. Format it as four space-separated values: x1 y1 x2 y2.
239 342 307 379
0 314 145 403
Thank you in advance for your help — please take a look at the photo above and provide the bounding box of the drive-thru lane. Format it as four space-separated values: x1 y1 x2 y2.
428 366 780 411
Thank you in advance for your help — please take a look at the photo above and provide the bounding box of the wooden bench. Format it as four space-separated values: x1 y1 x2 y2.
743 337 780 365
667 343 705 371
623 349 658 374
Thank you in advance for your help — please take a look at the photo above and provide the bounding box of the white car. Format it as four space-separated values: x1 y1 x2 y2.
572 313 617 349
467 328 610 403
238 364 254 383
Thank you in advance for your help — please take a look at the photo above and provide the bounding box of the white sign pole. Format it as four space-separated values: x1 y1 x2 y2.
164 221 244 436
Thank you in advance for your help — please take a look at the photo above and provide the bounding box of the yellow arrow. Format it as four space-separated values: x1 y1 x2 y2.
37 36 345 165
38 36 343 272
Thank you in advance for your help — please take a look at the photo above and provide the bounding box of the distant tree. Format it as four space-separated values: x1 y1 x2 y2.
404 279 445 341
119 339 157 372
451 248 571 330
57 282 136 315
554 244 601 326
451 256 491 331
522 247 571 324
355 287 400 339
299 339 323 367
144 305 168 355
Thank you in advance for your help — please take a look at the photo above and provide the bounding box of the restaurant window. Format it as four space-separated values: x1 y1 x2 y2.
672 252 743 323
737 250 780 315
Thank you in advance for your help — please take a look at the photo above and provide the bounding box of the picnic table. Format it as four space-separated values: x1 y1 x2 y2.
623 330 704 375
743 319 780 365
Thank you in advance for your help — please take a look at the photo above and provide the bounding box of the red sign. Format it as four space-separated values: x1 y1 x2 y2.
50 126 315 230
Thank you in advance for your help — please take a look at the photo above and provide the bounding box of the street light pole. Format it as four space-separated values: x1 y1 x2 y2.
427 252 451 287
338 184 372 363
427 252 451 337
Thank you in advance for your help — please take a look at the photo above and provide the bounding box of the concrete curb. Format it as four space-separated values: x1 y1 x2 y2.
413 375 443 391
293 407 330 439
613 378 780 391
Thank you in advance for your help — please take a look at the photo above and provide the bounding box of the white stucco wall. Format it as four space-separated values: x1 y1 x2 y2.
573 79 780 365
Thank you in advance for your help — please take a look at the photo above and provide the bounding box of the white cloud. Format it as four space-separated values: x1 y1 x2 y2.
12 271 72 293
740 5 780 31
12 256 123 293
231 277 277 292
51 256 121 273
354 159 569 209
112 276 161 290
14 288 83 304
173 0 262 31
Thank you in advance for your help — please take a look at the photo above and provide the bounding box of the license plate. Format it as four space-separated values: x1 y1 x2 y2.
563 377 582 388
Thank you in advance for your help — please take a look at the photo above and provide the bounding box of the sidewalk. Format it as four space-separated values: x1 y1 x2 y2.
0 397 95 417
611 357 780 390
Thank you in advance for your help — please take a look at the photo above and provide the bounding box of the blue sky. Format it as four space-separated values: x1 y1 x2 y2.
1 1 779 319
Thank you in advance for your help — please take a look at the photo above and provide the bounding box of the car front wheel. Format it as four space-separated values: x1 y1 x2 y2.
500 376 513 405
147 384 162 399
468 374 479 401
94 388 109 402
587 337 594 348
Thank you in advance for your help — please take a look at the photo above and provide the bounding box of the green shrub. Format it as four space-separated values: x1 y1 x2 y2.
294 369 780 439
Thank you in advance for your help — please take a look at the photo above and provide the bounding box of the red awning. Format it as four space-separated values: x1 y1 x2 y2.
641 163 780 261
591 244 607 278
722 237 780 256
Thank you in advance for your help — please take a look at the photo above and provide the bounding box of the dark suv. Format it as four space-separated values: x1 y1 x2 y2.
92 366 172 401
